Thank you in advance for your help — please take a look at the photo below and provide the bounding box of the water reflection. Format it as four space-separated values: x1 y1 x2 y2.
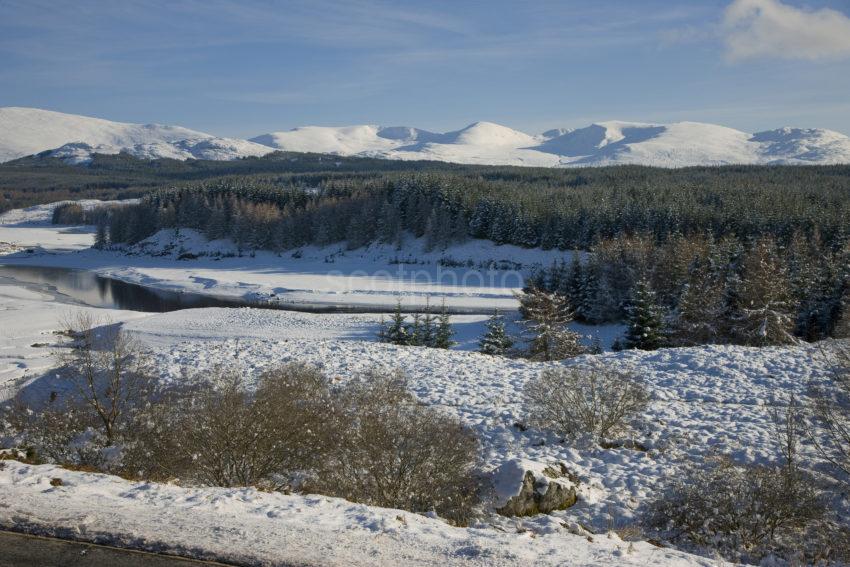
0 264 248 313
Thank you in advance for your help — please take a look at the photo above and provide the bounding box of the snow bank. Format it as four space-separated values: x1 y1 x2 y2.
0 461 723 566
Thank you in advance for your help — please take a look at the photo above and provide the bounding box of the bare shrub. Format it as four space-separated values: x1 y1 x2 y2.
2 394 102 466
58 312 154 447
524 366 649 442
312 370 481 524
643 457 825 563
122 363 336 487
1 313 154 467
644 401 833 563
810 340 850 484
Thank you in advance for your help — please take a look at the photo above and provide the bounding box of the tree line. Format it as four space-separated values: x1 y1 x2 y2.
530 232 850 346
97 165 850 253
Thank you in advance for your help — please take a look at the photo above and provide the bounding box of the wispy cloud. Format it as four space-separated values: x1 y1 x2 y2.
722 0 850 61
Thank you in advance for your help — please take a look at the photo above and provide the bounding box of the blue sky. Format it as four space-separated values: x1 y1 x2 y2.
2 0 850 137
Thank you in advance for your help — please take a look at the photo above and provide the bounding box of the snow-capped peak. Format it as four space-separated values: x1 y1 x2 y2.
0 107 273 164
2 107 850 167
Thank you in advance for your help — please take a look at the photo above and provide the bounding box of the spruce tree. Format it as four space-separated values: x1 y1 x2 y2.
517 286 585 360
624 278 667 350
834 285 850 339
730 237 797 346
381 302 410 345
670 262 726 346
419 300 437 347
563 253 583 312
479 310 513 355
408 312 423 346
433 302 455 349
93 221 108 250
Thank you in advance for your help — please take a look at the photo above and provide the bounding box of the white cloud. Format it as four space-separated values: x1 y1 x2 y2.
723 0 850 61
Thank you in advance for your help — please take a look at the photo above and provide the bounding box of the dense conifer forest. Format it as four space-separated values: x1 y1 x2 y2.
7 152 849 345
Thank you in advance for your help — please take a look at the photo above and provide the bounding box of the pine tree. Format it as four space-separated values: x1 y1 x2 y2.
562 253 583 311
419 300 437 347
433 302 455 349
93 221 108 250
730 237 797 346
623 278 667 350
517 286 585 360
380 302 410 345
408 312 423 346
834 285 850 339
479 310 514 355
577 263 604 323
670 262 727 346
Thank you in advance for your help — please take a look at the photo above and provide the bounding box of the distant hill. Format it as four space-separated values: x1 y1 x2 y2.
3 107 850 167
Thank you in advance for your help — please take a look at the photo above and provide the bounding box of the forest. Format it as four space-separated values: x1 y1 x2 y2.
36 155 850 346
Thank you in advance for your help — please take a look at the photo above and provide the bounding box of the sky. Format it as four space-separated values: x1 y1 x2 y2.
1 0 850 137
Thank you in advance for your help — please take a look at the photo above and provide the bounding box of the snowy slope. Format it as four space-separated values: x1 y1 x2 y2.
254 120 850 167
0 107 273 163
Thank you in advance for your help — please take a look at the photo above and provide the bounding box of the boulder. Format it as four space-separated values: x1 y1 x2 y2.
492 460 578 517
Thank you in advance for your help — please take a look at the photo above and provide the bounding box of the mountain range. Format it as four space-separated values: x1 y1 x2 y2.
2 106 850 168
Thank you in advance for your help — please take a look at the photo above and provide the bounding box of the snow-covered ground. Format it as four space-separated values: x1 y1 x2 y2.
0 460 718 567
0 201 840 566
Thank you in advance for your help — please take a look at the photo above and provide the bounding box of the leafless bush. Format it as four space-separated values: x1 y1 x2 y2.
1 313 154 467
122 363 336 487
644 401 834 563
58 312 155 447
2 393 103 466
312 370 481 524
524 366 649 442
809 340 850 485
643 456 826 563
9 355 483 522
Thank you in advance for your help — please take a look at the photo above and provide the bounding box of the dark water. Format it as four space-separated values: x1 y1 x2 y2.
0 264 251 312
0 264 491 314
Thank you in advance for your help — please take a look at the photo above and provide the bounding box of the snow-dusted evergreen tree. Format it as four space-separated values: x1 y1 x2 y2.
418 301 437 347
834 285 850 339
433 303 455 349
577 264 604 323
623 277 667 350
730 237 797 346
408 312 423 345
517 286 585 361
478 310 513 355
378 200 402 246
670 262 727 346
562 253 583 309
380 302 410 346
93 221 108 250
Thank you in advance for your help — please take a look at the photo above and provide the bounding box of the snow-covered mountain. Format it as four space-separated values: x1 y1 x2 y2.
0 107 274 164
254 120 850 167
2 107 850 167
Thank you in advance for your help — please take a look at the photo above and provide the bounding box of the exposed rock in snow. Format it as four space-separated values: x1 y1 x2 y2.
493 460 579 517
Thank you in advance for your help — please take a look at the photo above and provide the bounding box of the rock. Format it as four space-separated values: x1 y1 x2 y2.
492 460 578 517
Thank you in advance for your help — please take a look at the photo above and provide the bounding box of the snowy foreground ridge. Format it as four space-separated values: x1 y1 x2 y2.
2 106 850 166
0 461 717 567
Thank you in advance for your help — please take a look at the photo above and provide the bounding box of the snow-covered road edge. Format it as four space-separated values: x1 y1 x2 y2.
0 461 725 567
